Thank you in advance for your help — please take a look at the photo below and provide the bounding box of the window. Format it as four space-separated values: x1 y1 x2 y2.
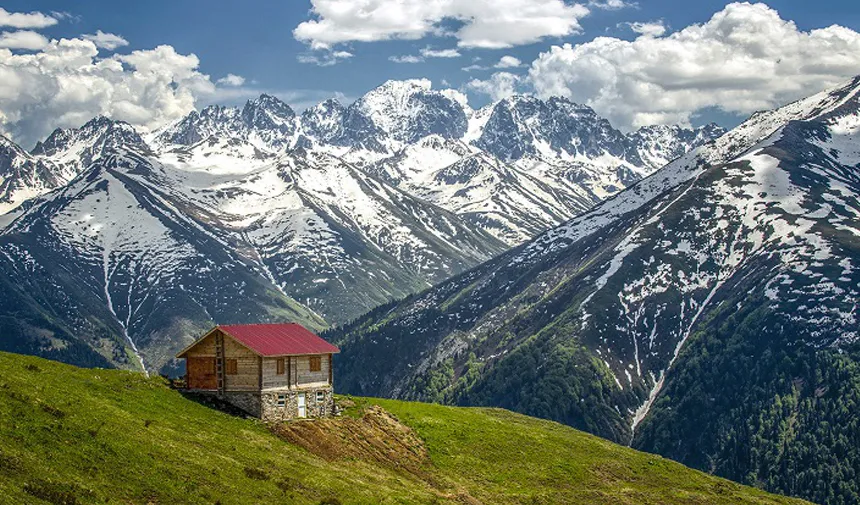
309 356 321 372
225 358 238 375
276 358 285 375
316 391 325 402
276 394 286 407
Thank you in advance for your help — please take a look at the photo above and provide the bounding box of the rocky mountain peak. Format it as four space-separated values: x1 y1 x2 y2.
0 134 28 159
157 95 298 150
300 98 347 145
242 94 296 127
475 94 628 161
352 78 468 144
30 116 147 166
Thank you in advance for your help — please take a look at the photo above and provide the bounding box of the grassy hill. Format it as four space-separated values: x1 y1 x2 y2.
0 352 810 505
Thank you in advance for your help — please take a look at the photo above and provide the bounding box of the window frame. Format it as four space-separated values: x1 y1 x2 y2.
276 358 285 375
316 391 325 403
225 358 238 375
309 356 322 372
276 393 286 407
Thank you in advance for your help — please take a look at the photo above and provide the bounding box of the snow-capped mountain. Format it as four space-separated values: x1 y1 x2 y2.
32 115 148 170
475 95 628 162
0 135 63 215
350 78 468 145
0 78 723 374
0 129 506 373
349 86 724 243
153 94 298 151
1 116 144 215
152 80 722 245
625 122 727 169
298 99 348 146
0 145 326 373
365 135 595 243
330 77 860 505
154 138 507 323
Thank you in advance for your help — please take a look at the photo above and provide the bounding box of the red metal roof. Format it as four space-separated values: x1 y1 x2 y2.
217 323 339 357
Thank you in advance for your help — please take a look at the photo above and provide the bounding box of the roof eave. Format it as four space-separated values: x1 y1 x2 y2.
259 349 340 358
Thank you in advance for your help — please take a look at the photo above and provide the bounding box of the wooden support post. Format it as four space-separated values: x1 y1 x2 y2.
287 356 292 390
257 356 263 391
328 354 333 387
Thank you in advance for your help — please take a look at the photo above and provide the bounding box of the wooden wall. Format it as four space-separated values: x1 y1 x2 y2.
185 333 217 390
262 354 331 391
296 354 331 388
262 357 290 390
184 330 261 391
223 334 260 391
185 333 216 357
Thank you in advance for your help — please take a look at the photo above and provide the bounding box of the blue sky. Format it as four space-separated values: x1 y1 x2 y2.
2 1 860 145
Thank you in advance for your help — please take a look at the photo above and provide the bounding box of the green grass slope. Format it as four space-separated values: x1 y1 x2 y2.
0 352 810 505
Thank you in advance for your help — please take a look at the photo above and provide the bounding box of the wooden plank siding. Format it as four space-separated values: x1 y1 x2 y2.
294 354 331 388
184 332 218 390
222 334 260 391
262 354 331 391
186 333 217 356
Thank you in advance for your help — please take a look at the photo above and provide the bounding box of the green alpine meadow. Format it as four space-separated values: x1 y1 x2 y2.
0 352 811 505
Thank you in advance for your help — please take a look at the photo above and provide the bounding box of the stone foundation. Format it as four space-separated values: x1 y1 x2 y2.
189 388 333 421
261 387 334 422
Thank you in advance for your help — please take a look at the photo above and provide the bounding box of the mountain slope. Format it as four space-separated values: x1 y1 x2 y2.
0 134 506 373
1 116 147 219
0 146 326 373
0 351 809 505
155 139 507 323
0 136 64 215
330 77 860 505
365 135 596 243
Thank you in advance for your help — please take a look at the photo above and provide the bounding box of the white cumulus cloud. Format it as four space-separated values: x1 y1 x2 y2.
589 0 636 10
0 38 220 147
389 54 424 64
494 55 522 68
0 8 57 29
294 0 590 50
82 31 130 51
216 73 246 87
0 30 49 50
626 21 666 38
529 2 860 130
467 72 523 101
297 50 354 66
420 47 461 58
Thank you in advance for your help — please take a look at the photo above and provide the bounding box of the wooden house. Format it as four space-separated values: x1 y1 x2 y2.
176 323 339 421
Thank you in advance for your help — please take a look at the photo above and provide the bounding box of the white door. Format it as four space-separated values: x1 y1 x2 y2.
297 392 306 418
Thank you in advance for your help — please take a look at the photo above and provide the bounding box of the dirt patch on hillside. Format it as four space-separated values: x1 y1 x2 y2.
271 405 430 474
272 405 485 503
